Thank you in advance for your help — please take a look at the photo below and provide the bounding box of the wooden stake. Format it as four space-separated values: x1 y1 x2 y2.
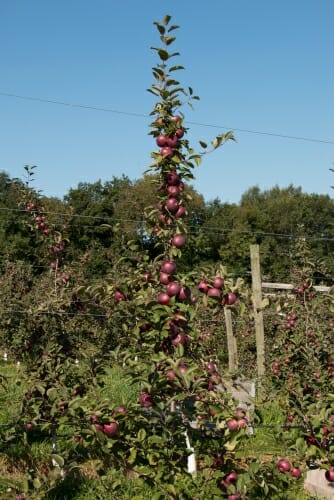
250 244 265 377
224 306 238 372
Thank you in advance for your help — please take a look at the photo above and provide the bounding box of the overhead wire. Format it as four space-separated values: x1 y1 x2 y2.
0 91 333 145
1 207 334 241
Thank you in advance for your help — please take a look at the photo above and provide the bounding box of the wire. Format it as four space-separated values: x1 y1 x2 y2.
0 92 147 119
0 91 333 145
1 207 334 241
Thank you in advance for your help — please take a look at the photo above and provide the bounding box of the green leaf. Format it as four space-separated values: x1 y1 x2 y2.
261 297 270 309
169 65 184 72
33 477 42 489
212 135 223 149
46 387 58 401
224 436 239 451
36 383 45 395
147 88 160 96
128 447 137 464
163 14 172 25
158 49 169 61
153 22 165 35
151 493 164 500
137 428 146 441
239 301 246 316
148 453 158 465
194 156 202 167
148 435 162 444
167 24 180 33
52 454 65 467
199 140 207 149
164 36 176 45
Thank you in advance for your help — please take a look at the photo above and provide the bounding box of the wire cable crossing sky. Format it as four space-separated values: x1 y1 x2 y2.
0 91 332 145
0 1 333 202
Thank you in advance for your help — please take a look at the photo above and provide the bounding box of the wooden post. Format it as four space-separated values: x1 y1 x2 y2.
224 306 238 372
250 244 265 377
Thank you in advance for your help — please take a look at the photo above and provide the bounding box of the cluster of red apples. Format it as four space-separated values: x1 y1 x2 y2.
156 114 184 157
26 202 51 236
26 201 69 287
90 406 127 438
198 277 237 306
157 259 191 307
276 458 302 479
153 115 187 232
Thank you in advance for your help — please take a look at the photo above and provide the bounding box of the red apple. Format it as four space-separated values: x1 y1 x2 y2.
161 260 176 274
26 202 36 211
238 418 248 429
166 185 180 197
325 469 334 482
277 458 291 473
158 214 170 226
213 277 224 289
158 293 171 305
175 128 184 138
114 290 126 302
156 134 168 147
139 392 153 407
171 332 189 346
165 197 179 214
224 470 238 486
172 234 186 248
160 146 173 157
159 272 171 285
227 494 242 500
207 287 221 298
165 171 180 185
103 422 118 436
166 135 179 148
175 206 186 218
170 115 181 123
223 292 237 305
290 467 302 478
226 419 239 431
198 281 209 293
178 286 191 301
166 281 181 297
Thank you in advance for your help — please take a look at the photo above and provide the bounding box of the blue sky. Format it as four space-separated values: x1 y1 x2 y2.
0 0 333 203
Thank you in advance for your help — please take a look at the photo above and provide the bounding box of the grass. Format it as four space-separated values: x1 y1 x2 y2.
0 361 326 499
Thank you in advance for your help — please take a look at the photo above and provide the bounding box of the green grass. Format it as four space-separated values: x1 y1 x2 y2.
101 365 139 407
0 362 326 499
0 360 26 425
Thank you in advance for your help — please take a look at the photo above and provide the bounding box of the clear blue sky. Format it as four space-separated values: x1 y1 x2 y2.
0 0 333 203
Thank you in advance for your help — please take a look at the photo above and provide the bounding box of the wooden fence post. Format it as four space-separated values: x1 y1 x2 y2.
224 306 238 372
250 244 265 377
